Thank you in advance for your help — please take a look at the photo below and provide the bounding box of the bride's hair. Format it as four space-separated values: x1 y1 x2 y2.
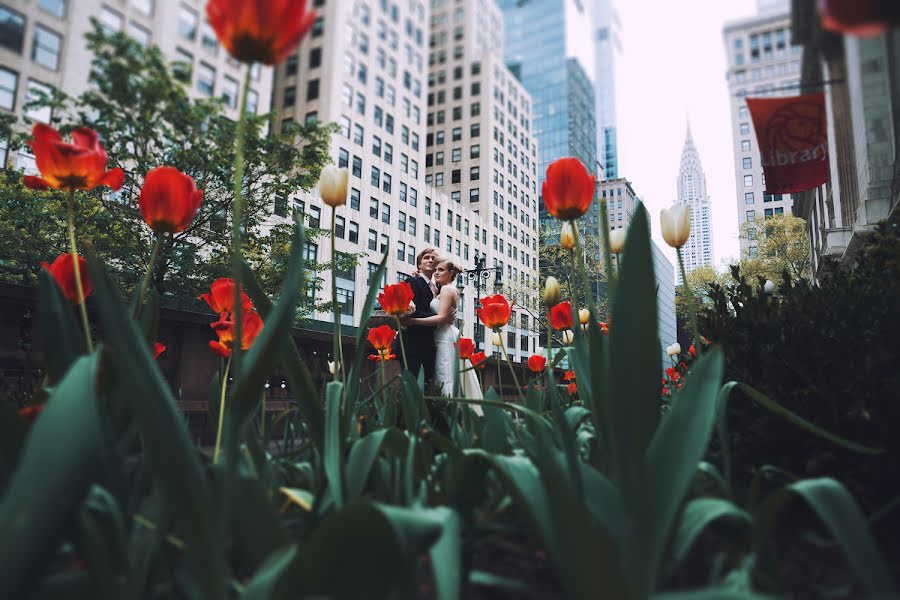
436 258 461 282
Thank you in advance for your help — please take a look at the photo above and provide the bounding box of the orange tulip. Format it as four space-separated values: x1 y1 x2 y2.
42 253 92 305
209 310 263 357
367 352 396 362
139 166 204 234
549 301 574 331
541 157 595 220
19 404 44 423
477 294 512 330
153 342 166 359
367 324 396 352
206 0 317 66
564 370 576 381
198 278 254 318
567 382 577 397
456 337 475 360
378 282 415 316
470 351 487 369
23 124 124 191
527 354 546 373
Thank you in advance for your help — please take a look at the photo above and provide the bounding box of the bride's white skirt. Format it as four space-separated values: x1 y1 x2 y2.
434 325 483 415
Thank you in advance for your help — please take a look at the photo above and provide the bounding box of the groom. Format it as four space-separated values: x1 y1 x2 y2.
402 247 439 381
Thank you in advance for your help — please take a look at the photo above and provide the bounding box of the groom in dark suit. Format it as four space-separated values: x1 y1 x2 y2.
402 247 439 381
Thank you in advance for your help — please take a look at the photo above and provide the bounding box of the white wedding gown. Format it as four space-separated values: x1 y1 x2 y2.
431 297 484 415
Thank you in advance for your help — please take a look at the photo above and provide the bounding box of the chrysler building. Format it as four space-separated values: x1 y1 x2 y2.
675 124 714 282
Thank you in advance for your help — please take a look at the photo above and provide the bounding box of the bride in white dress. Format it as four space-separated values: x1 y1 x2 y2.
403 259 484 412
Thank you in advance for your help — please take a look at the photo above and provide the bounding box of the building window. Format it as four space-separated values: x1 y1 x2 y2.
469 188 479 202
348 221 359 243
352 156 362 178
173 47 193 80
0 67 18 110
336 287 355 316
741 139 751 152
746 210 755 222
196 62 215 96
350 187 360 210
39 0 67 18
128 22 152 47
744 192 755 205
307 79 319 100
221 76 238 108
25 79 53 123
178 4 198 39
743 174 753 187
335 215 346 239
32 26 62 70
129 0 153 16
742 157 752 169
0 6 26 54
739 122 750 135
309 47 321 69
99 6 124 33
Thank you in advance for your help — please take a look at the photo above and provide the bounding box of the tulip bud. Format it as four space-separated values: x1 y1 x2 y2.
609 228 626 254
328 360 340 375
561 329 574 345
491 331 503 347
578 308 590 325
319 165 349 207
543 276 561 306
666 343 681 357
660 205 691 249
559 222 576 249
763 280 775 294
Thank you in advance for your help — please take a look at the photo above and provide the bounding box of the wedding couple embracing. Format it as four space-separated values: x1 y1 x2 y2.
398 247 483 406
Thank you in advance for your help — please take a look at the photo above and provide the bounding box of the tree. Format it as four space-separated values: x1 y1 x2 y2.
674 265 729 324
0 23 340 316
738 214 812 283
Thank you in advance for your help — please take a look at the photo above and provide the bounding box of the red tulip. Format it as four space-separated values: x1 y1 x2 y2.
209 310 263 357
470 351 487 369
198 278 253 317
567 382 577 397
367 352 396 362
564 370 576 381
367 325 396 352
549 301 574 331
153 342 166 359
24 124 124 191
455 338 475 360
139 167 203 234
527 354 546 373
541 157 595 220
206 0 317 66
19 404 44 423
476 294 512 330
378 282 415 316
42 253 92 305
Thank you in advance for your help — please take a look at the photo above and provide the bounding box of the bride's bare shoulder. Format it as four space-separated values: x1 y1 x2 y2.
439 285 458 297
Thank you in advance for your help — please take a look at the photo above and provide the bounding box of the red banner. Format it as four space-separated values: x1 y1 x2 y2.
747 94 830 194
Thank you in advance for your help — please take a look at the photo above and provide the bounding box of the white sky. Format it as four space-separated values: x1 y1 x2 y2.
613 0 757 267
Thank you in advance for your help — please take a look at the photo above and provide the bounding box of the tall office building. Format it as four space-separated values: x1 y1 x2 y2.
498 0 597 232
674 124 714 281
590 0 619 178
723 4 802 257
0 0 273 169
271 0 538 359
426 0 540 357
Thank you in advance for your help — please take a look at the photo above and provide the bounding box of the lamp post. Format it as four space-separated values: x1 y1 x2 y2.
457 255 503 345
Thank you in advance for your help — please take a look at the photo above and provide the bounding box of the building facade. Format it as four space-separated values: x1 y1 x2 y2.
788 1 900 278
674 125 714 281
0 0 273 169
426 0 540 357
590 0 619 178
723 5 803 257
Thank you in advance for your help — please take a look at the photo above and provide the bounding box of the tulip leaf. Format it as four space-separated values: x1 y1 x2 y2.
84 247 226 599
324 381 345 508
231 475 291 574
241 545 299 600
345 427 409 501
0 353 104 598
37 269 84 384
238 258 325 454
78 484 132 599
643 347 724 593
670 497 751 569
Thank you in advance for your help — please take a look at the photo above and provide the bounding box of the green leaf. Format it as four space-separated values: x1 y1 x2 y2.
654 589 776 599
670 497 750 567
607 202 661 505
79 484 132 599
426 507 462 600
37 269 84 384
85 247 226 599
0 354 104 598
230 475 291 574
345 427 409 501
642 347 724 593
324 381 345 507
238 259 325 453
469 571 537 598
241 545 299 600
756 478 896 597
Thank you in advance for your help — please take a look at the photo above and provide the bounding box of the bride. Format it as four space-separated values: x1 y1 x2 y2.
403 259 484 412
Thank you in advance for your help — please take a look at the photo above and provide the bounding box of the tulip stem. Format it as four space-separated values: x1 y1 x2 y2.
394 316 409 372
231 64 252 377
498 336 525 403
598 198 616 301
677 249 703 356
330 206 345 381
136 235 163 318
67 190 93 353
213 356 232 464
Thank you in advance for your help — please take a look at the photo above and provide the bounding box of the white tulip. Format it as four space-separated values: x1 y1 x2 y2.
609 228 627 254
763 280 775 294
492 331 503 347
328 360 340 375
543 276 561 306
666 343 681 357
561 330 574 345
559 222 576 249
660 205 691 249
318 165 349 208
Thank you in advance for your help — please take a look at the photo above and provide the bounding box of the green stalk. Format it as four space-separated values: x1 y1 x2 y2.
394 316 409 372
67 189 92 352
495 340 503 401
597 198 616 301
498 332 525 403
677 248 703 356
213 356 232 464
231 64 252 375
135 234 163 318
330 206 345 380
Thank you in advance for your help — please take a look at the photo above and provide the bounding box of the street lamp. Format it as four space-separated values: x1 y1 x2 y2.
457 255 502 344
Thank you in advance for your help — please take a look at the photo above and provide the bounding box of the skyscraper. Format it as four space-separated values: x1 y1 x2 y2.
498 0 597 231
675 124 714 281
723 4 801 257
590 0 620 178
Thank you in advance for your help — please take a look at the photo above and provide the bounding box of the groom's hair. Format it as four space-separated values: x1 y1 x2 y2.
416 247 438 268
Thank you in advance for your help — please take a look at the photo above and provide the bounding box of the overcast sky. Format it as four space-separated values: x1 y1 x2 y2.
613 0 758 268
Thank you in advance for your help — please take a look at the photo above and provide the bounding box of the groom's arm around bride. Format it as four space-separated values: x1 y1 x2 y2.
398 248 439 382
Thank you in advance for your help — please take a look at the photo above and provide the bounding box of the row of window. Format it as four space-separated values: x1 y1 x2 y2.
0 5 63 70
745 206 785 222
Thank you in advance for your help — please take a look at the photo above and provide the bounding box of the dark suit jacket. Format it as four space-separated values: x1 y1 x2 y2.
405 275 436 348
